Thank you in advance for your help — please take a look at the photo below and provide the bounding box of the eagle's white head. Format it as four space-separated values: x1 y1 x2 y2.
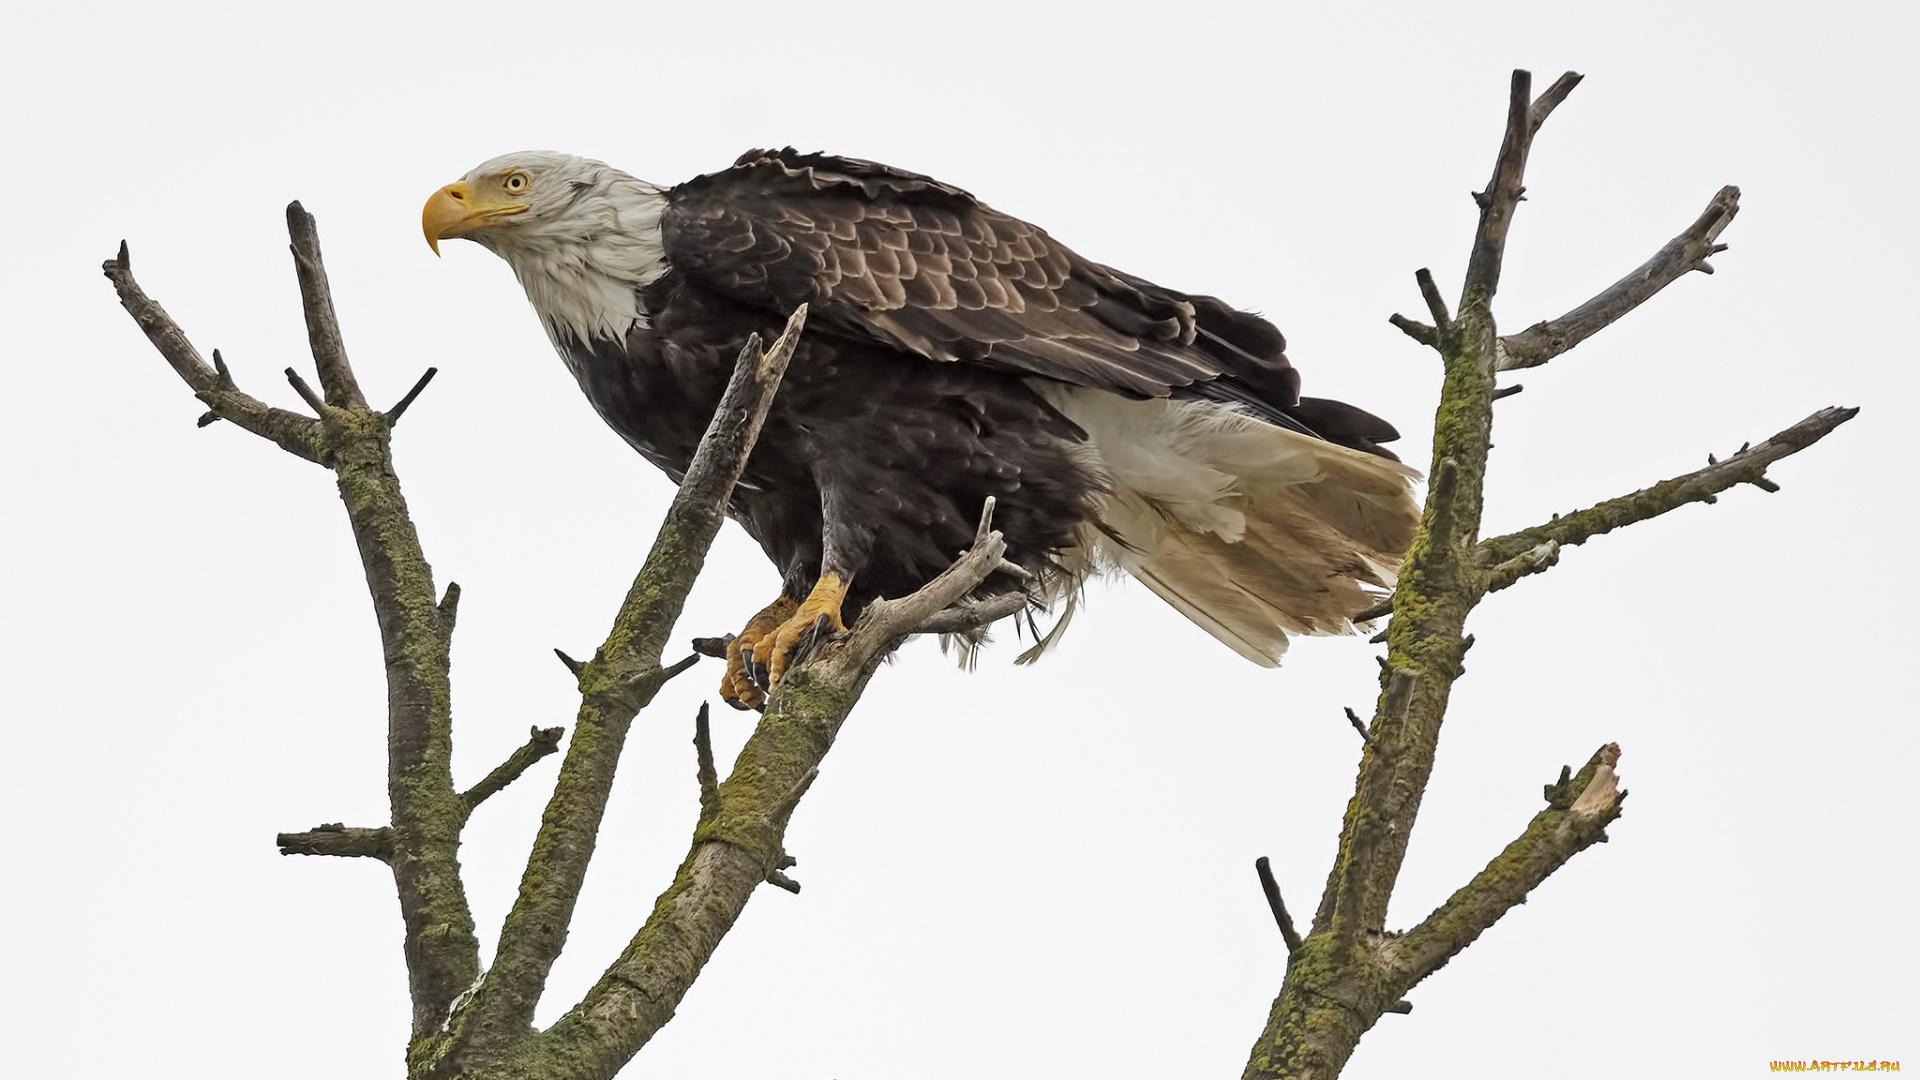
423 151 669 349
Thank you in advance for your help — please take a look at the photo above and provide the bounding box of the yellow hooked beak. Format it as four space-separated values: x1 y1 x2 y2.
422 180 529 255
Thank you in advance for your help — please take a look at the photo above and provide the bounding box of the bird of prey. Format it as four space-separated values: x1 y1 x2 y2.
424 149 1419 709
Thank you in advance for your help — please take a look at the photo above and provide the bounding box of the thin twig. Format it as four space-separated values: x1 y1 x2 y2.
461 727 566 813
913 592 1028 636
1255 857 1304 953
387 367 439 424
1416 268 1452 330
693 703 720 827
837 499 1012 673
1342 707 1378 750
1388 314 1438 348
285 202 367 409
285 367 328 415
1351 597 1393 624
438 582 460 641
690 635 734 659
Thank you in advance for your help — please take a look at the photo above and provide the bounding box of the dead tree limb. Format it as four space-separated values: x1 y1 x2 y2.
1242 70 1854 1080
113 211 1026 1078
441 308 808 1067
1497 186 1741 370
1476 407 1855 564
277 823 396 861
509 501 1013 1079
109 204 482 1039
460 726 566 814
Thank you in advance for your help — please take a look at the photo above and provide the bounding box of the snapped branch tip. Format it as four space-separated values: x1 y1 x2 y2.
284 367 327 415
1254 856 1304 953
387 367 439 425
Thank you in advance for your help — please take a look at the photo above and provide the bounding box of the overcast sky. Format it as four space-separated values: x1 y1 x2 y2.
4 1 1915 1077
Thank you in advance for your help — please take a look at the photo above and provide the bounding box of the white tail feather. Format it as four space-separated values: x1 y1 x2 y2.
1024 387 1421 666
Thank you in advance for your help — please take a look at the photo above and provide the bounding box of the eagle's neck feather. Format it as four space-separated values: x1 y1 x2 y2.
483 172 670 355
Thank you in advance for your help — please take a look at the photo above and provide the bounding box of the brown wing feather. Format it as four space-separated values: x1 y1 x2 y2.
662 149 1286 405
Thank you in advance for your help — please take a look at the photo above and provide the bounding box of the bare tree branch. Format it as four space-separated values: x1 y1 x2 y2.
1255 857 1304 953
461 727 566 814
1477 407 1857 565
387 367 439 425
518 501 1015 1078
1461 69 1543 306
1242 69 1803 1080
109 217 481 1040
1498 185 1742 370
839 498 1011 672
1483 540 1561 595
102 243 325 463
693 703 720 829
452 308 807 1062
1527 71 1584 130
1415 268 1452 331
1340 707 1377 750
1387 314 1438 347
277 823 395 862
285 202 368 409
1389 745 1625 987
912 592 1028 636
284 365 327 415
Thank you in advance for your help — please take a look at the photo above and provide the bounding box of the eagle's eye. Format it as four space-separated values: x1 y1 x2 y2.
502 171 531 194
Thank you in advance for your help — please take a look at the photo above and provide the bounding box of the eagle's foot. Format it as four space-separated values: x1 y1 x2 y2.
752 574 851 702
722 596 799 711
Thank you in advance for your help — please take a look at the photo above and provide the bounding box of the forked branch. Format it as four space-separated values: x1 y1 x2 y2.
514 499 1018 1078
1498 185 1741 369
1242 69 1853 1080
449 308 808 1062
109 209 481 1040
102 243 324 463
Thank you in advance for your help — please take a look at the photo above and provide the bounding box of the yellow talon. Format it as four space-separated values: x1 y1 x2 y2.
722 596 798 710
765 574 850 691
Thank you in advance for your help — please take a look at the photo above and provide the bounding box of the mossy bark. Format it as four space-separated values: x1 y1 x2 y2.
1237 70 1852 1079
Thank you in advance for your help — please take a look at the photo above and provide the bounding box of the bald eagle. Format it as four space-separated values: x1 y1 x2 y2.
424 149 1418 709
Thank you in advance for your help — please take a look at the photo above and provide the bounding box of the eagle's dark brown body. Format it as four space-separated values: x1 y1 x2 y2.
560 276 1100 620
428 147 1420 704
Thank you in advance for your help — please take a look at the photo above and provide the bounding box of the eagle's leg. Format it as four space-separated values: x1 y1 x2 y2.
738 482 865 704
722 596 798 711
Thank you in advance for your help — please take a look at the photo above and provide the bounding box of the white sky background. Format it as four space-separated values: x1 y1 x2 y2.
3 0 1915 1076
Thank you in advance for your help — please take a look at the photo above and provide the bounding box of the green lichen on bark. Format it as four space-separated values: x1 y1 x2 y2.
318 402 481 1037
1248 71 1652 1079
